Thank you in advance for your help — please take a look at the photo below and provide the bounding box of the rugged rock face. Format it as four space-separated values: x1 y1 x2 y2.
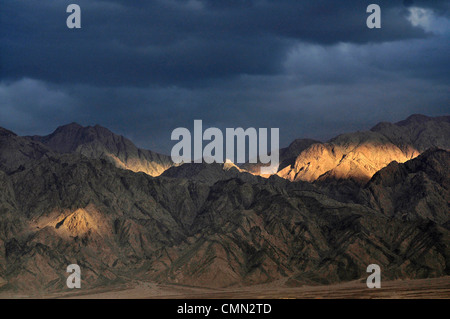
360 148 450 225
276 115 449 184
30 123 173 176
278 132 412 183
241 138 319 175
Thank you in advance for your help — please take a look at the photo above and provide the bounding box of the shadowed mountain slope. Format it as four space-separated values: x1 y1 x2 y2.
0 127 54 174
0 149 448 292
371 114 450 156
360 148 450 225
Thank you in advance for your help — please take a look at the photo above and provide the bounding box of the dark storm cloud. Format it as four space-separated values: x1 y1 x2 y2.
0 0 449 154
1 0 447 87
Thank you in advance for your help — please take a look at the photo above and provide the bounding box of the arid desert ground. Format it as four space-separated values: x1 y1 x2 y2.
1 277 448 299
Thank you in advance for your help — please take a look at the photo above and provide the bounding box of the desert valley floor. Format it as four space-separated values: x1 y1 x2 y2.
1 277 448 299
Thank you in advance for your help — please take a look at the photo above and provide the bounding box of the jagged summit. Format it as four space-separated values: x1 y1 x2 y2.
33 122 124 153
56 122 83 130
30 123 173 176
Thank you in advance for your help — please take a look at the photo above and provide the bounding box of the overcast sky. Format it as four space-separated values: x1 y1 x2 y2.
1 0 449 153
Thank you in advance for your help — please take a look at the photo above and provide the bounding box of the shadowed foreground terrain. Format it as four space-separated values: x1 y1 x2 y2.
2 277 448 299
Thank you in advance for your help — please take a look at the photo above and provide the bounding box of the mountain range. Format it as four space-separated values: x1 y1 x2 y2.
249 114 450 183
0 114 448 294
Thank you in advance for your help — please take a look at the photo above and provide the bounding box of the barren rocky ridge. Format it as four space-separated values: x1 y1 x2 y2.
250 114 450 184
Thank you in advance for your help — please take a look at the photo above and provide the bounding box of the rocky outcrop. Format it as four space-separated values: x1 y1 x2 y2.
360 148 450 225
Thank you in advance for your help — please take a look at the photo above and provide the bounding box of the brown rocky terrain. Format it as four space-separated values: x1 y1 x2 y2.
0 114 448 297
1 155 448 291
360 148 450 225
161 161 258 186
0 127 54 174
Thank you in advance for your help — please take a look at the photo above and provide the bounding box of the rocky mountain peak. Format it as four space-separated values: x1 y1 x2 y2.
396 114 432 126
54 122 83 131
0 127 17 137
34 122 119 153
29 123 173 176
